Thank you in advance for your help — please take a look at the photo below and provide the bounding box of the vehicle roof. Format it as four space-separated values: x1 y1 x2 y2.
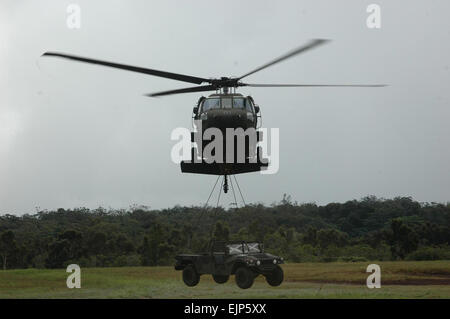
216 241 262 244
207 93 244 98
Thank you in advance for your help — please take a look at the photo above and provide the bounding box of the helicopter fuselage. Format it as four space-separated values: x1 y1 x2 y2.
180 93 267 176
193 93 260 161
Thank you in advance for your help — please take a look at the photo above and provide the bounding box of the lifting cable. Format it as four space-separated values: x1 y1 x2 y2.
208 176 224 242
194 175 221 227
193 174 247 246
229 175 238 208
233 175 247 207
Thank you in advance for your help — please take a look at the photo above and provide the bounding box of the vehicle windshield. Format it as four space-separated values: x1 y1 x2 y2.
246 242 262 253
202 98 220 112
201 97 253 112
233 97 253 112
222 97 232 109
227 242 262 254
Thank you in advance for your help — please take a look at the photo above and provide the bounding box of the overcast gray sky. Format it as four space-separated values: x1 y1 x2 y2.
1 0 449 214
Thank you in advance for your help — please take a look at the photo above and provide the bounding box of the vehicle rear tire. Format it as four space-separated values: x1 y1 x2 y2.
235 267 254 289
183 264 200 287
265 265 283 287
213 274 229 284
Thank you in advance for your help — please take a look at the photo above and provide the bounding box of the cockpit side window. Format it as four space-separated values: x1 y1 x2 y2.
245 98 253 112
202 98 220 112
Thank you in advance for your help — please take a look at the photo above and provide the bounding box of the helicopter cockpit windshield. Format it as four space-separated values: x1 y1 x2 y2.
233 97 253 112
202 98 221 112
201 97 253 113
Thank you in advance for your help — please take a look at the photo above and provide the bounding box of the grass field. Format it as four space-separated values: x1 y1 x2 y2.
0 261 449 299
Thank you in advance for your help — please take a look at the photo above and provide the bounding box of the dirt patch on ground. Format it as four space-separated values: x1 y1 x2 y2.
380 278 450 285
285 278 450 286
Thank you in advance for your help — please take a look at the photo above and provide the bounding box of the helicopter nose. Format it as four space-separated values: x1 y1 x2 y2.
212 113 242 120
214 112 245 128
203 109 249 130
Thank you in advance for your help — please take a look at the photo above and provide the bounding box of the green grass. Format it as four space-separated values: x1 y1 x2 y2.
0 261 449 299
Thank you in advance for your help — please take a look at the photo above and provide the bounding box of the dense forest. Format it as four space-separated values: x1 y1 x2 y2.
1 196 450 270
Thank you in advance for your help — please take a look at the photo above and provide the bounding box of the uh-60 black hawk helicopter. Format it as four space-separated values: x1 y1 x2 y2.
42 39 385 194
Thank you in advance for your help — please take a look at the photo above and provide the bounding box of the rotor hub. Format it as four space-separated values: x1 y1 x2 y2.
210 77 240 89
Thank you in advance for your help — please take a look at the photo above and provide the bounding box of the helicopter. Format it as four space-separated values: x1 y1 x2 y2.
42 39 385 194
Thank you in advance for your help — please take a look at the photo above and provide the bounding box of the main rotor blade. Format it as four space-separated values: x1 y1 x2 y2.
42 52 209 85
145 85 218 97
238 39 330 81
242 83 387 87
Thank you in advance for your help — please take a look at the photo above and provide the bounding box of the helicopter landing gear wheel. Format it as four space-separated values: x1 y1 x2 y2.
223 175 228 193
257 146 267 164
191 147 199 162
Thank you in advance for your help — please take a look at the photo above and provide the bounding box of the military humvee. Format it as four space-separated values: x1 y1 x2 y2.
174 241 284 289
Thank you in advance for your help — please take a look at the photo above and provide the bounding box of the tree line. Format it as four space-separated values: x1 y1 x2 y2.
0 196 449 269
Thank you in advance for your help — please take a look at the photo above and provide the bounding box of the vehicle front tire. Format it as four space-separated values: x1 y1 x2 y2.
265 265 283 287
183 264 200 287
213 274 229 284
235 267 254 289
